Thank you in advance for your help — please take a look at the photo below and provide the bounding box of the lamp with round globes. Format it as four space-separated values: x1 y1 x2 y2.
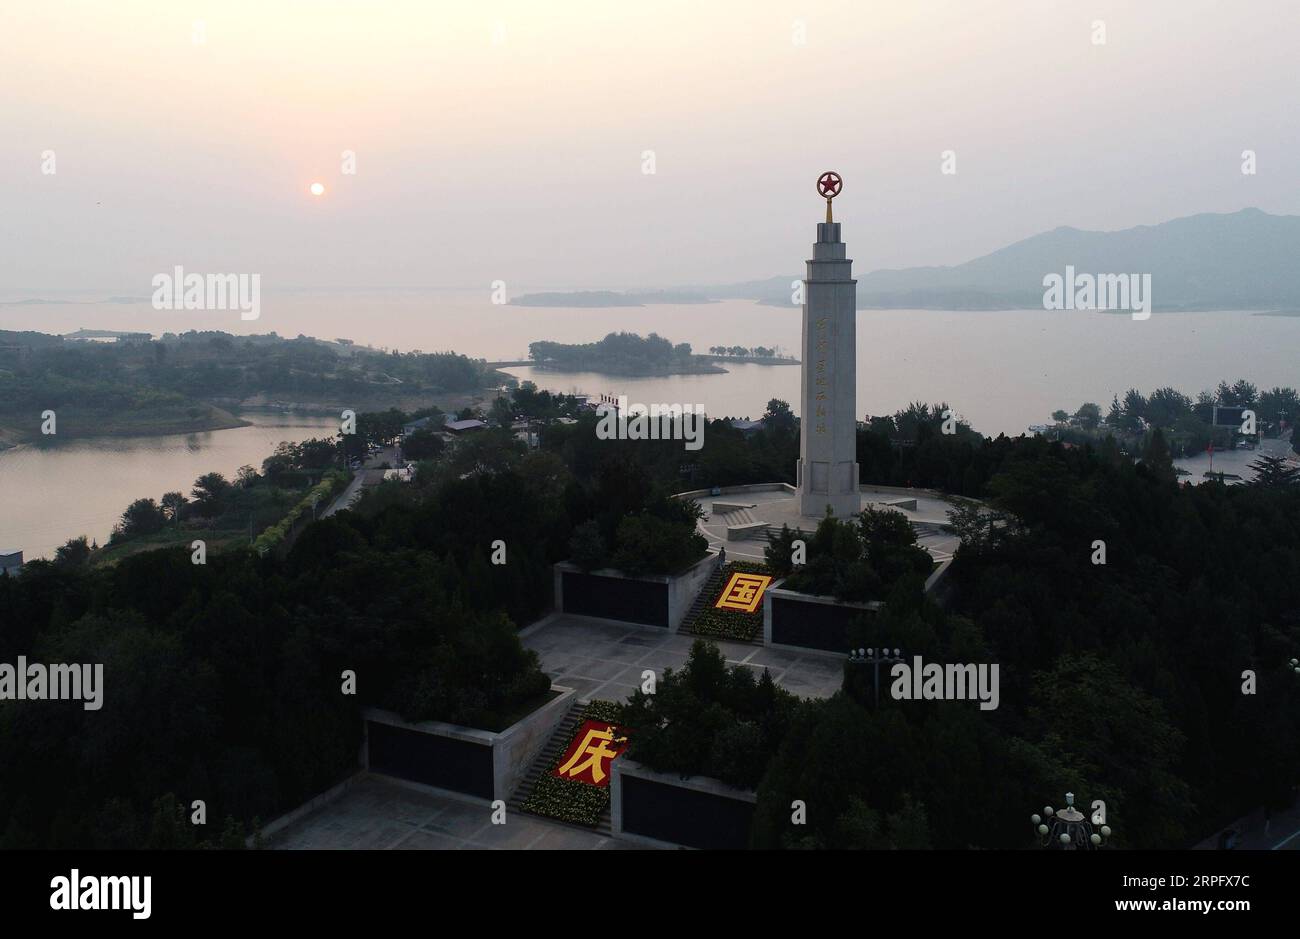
846 646 905 708
1028 792 1112 850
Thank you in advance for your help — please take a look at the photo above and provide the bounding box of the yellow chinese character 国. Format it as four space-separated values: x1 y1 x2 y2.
715 572 774 614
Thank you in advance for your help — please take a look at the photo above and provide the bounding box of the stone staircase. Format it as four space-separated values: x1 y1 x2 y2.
508 699 613 836
708 504 761 540
761 522 812 544
720 506 760 527
679 560 728 634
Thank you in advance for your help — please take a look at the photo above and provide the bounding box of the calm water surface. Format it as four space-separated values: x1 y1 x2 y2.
0 414 337 560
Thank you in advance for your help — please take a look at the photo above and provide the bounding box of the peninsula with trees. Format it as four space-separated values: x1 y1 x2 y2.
0 329 507 448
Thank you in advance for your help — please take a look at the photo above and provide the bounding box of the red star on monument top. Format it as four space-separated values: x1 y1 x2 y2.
817 171 842 198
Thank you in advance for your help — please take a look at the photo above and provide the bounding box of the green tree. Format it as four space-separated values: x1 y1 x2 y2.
1217 379 1258 407
54 536 91 567
764 524 799 576
611 514 707 576
1258 386 1300 426
763 398 797 435
120 498 167 535
447 430 524 477
160 491 188 524
1104 395 1124 429
1139 428 1176 483
1146 387 1193 428
402 429 445 461
568 520 606 571
1074 402 1102 430
191 472 231 517
1248 453 1300 487
489 395 514 428
1121 388 1147 429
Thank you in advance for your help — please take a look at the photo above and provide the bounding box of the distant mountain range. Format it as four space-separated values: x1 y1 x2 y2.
850 207 1300 311
515 209 1300 312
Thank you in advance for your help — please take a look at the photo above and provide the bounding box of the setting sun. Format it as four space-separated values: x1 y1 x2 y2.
310 182 325 196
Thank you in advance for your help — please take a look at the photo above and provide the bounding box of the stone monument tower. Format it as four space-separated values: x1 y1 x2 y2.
796 172 860 517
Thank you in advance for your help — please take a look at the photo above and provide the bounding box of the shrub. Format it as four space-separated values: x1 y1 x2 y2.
621 640 797 788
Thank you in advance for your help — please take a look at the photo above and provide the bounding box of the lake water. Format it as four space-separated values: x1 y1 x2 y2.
0 413 338 560
2 291 1297 558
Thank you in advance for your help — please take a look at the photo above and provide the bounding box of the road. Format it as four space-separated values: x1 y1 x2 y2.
322 446 402 517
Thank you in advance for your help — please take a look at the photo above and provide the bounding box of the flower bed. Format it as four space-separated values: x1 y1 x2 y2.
689 561 771 641
520 700 628 828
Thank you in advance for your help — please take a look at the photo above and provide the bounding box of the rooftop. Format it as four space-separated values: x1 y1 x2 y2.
445 419 488 432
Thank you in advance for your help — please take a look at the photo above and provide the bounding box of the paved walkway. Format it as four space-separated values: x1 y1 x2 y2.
271 774 634 850
520 614 845 702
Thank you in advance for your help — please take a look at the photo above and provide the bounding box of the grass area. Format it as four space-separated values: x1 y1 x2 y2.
93 483 316 567
92 531 251 566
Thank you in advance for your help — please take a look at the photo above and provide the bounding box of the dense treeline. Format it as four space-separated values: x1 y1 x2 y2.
748 437 1300 848
945 438 1300 838
1049 379 1300 458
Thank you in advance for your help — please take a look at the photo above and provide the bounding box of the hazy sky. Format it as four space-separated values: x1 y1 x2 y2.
3 0 1298 293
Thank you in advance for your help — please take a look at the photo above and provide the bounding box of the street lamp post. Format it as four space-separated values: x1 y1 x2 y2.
1030 792 1112 849
847 647 905 708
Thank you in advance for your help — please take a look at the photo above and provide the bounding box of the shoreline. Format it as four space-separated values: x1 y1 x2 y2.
0 411 252 450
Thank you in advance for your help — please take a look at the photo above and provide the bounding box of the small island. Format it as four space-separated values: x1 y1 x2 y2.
526 333 799 376
528 333 724 375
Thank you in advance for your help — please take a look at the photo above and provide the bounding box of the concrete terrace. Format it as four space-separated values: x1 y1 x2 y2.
687 483 961 564
519 613 846 702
